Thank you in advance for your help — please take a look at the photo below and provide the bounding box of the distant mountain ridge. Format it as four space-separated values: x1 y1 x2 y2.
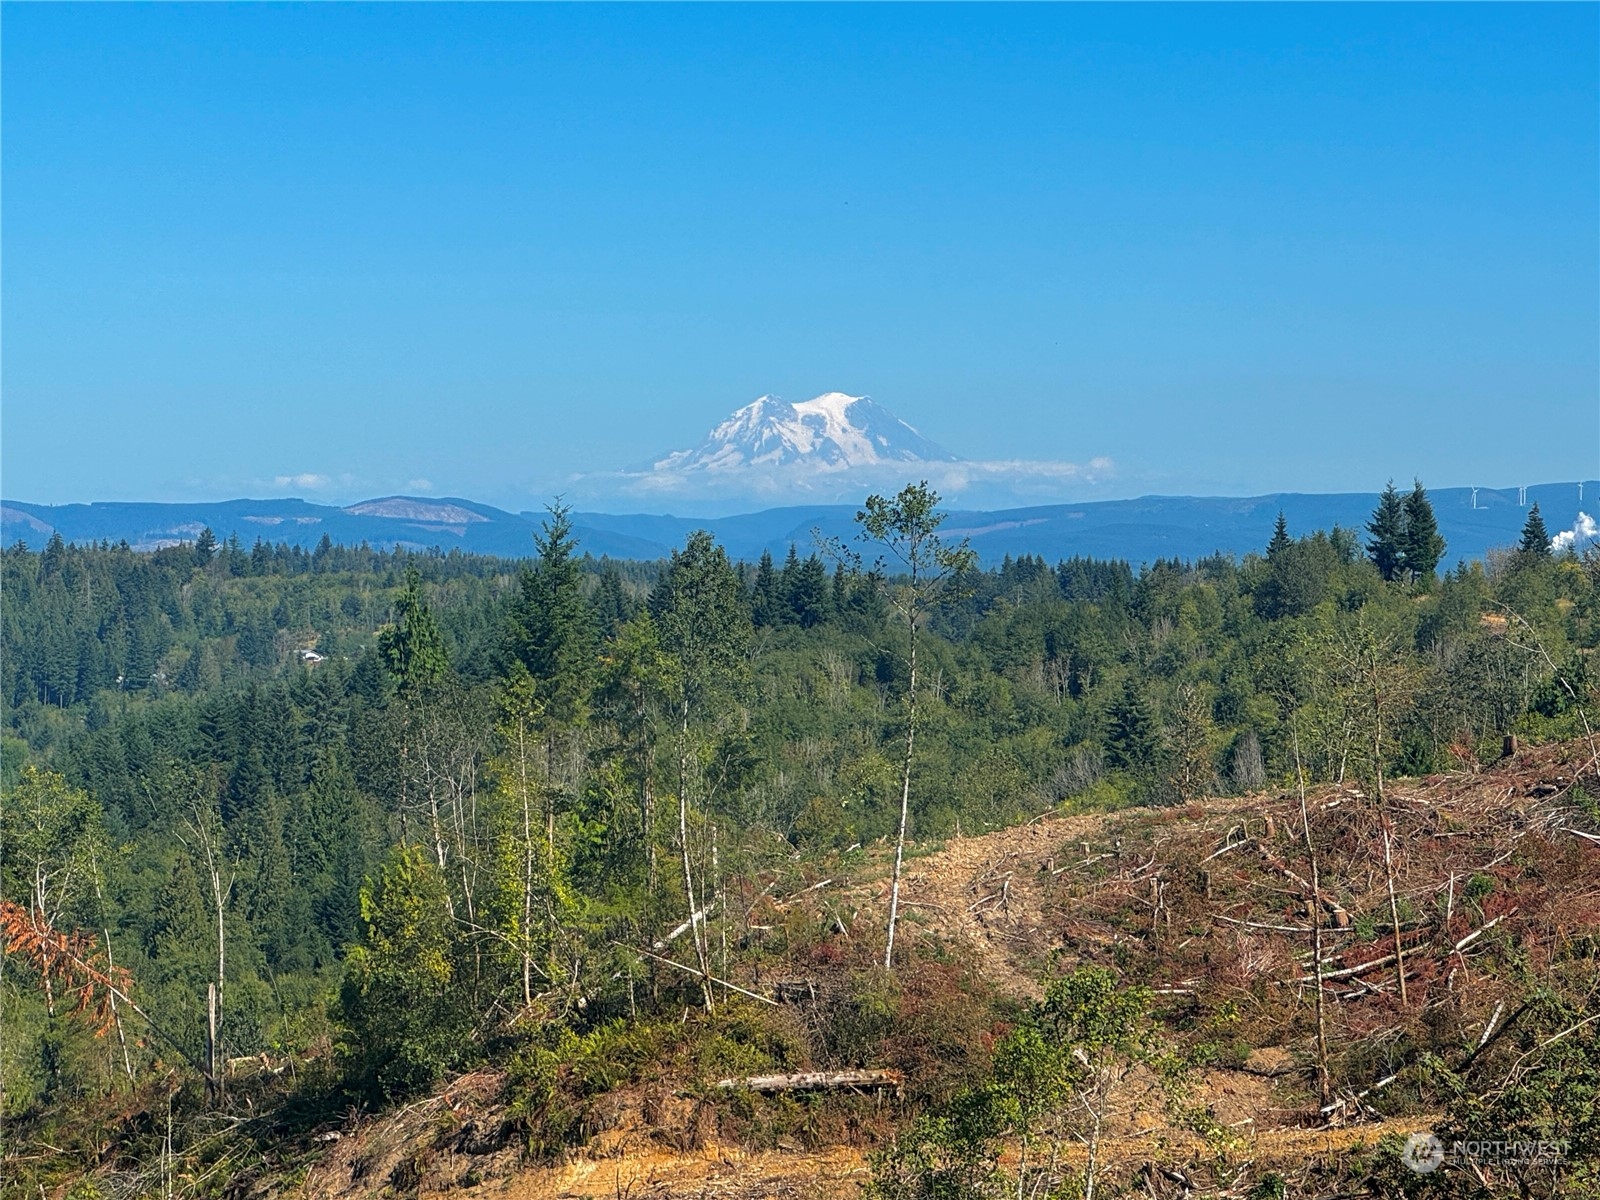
5 483 1595 567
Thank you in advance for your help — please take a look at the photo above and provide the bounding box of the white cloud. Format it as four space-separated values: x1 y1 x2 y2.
1552 512 1599 554
566 455 1116 509
273 472 333 491
406 479 435 493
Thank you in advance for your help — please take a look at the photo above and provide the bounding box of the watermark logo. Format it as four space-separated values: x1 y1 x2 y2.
1403 1133 1444 1174
1401 1131 1567 1174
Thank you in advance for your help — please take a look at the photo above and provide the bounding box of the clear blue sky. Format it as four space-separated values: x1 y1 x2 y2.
3 3 1596 510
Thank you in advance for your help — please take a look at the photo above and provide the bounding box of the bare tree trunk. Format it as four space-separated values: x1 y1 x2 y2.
428 786 448 873
884 609 919 970
1372 701 1409 1009
398 708 411 843
638 689 657 889
207 981 220 1103
677 702 714 1009
184 791 231 1102
1293 725 1332 1106
714 823 728 990
517 719 536 1009
1083 1075 1106 1200
86 844 135 1082
163 1090 174 1200
91 918 132 1083
100 926 135 1082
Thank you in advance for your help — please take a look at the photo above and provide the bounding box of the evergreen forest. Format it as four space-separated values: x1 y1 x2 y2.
3 485 1597 1198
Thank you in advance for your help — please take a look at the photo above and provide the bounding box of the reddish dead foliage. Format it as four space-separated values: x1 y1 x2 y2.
0 897 132 1035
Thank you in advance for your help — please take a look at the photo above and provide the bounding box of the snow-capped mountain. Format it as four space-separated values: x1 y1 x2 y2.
578 390 1110 509
646 393 959 478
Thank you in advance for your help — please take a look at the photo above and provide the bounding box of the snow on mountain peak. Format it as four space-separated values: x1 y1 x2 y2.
651 393 956 480
583 391 1110 506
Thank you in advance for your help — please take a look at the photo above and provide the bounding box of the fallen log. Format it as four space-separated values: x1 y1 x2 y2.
716 1068 902 1094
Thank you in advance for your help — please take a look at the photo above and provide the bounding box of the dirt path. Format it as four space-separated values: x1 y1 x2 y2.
854 810 1111 996
872 800 1255 996
436 1117 1437 1199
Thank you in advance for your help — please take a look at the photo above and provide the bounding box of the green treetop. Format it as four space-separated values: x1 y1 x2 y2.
1267 512 1291 559
1519 503 1552 558
750 549 780 627
1402 478 1445 581
378 567 449 697
650 530 752 718
1366 481 1407 582
506 501 598 726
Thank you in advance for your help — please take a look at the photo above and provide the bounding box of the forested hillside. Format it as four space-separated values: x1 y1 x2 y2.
3 490 1596 1198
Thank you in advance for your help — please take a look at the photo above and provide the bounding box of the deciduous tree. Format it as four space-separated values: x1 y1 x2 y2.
854 482 976 969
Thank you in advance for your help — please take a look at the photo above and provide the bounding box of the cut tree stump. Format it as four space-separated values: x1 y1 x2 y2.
715 1069 902 1094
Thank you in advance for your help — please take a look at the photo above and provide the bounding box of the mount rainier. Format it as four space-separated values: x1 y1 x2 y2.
647 393 957 477
597 392 1101 508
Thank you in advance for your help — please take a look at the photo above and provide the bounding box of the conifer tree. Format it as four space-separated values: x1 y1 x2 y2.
1366 481 1407 582
1107 678 1160 773
750 550 780 627
787 554 831 628
505 501 597 727
1267 512 1291 559
41 531 67 578
1402 478 1445 582
224 532 248 576
378 568 448 698
193 527 217 567
777 545 802 625
378 568 449 858
593 565 632 635
1519 503 1552 557
339 845 468 1101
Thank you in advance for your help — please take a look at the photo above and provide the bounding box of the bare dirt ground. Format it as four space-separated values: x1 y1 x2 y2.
419 1118 1435 1199
293 741 1600 1200
880 809 1121 999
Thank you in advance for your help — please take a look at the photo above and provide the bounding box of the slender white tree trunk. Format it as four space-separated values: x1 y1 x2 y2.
884 610 919 970
84 844 135 1081
678 701 713 1009
1293 725 1331 1105
517 720 536 1008
1372 696 1408 1008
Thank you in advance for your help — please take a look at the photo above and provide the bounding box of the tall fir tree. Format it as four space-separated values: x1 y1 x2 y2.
1366 481 1407 582
1402 479 1445 582
776 545 802 626
1519 503 1552 557
193 527 218 567
378 568 448 697
750 550 780 627
1107 678 1161 773
1267 512 1292 559
593 565 632 635
786 554 831 628
505 502 598 726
